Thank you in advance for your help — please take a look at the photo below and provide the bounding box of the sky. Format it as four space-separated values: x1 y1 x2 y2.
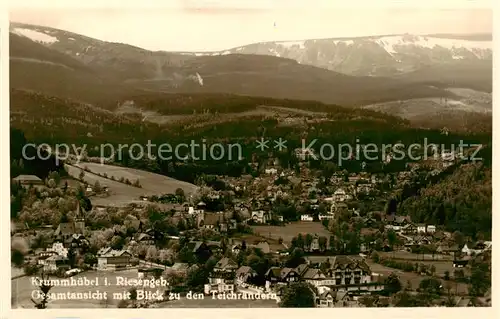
9 2 493 52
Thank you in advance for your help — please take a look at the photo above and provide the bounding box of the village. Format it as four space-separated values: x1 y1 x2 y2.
10 146 492 308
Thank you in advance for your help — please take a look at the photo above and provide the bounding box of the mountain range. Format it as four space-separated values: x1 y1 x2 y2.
9 22 492 133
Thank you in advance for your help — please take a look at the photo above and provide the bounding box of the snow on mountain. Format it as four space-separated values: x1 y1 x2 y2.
12 28 59 44
372 35 492 58
182 34 492 77
277 40 306 49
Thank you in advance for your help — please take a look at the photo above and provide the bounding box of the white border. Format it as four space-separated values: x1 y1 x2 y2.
2 1 498 318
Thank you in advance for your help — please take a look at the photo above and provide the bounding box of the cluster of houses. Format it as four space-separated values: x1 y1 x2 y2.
204 255 384 307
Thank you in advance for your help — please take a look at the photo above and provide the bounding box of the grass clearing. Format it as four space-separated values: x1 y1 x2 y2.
251 222 331 245
65 163 197 207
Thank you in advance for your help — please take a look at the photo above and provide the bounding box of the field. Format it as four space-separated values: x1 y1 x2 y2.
232 233 286 252
65 163 198 207
366 260 469 295
251 222 331 245
378 251 453 261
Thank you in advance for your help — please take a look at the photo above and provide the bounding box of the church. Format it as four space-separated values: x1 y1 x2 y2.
53 201 86 244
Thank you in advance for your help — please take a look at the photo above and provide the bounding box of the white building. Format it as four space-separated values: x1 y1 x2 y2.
265 168 278 175
301 214 314 222
333 188 348 202
49 242 68 258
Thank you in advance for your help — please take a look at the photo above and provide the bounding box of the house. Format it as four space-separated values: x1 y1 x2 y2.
310 237 320 252
251 210 270 224
44 255 70 273
264 267 300 290
436 244 460 255
319 214 335 221
394 215 412 227
54 203 86 243
205 257 238 295
295 264 310 277
333 291 359 307
461 243 483 256
97 248 132 270
231 244 243 255
265 168 278 175
402 223 418 234
302 268 327 287
251 241 271 254
187 241 213 263
301 214 314 222
452 296 472 307
295 147 316 161
317 290 335 307
171 262 190 274
13 175 43 187
69 234 90 250
426 225 436 233
135 233 155 245
333 188 348 202
453 256 471 268
235 266 257 285
201 213 227 232
323 256 372 286
36 250 59 266
48 242 68 258
416 224 427 234
441 150 455 161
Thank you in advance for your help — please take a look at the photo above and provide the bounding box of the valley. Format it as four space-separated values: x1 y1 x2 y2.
9 15 492 310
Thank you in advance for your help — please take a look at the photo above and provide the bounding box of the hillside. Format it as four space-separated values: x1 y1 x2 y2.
9 89 169 145
10 23 459 107
397 160 492 239
10 33 144 106
363 87 492 133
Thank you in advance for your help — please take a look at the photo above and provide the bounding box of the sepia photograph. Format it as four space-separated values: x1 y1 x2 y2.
8 2 492 310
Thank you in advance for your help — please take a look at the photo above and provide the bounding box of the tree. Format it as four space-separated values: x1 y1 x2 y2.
469 262 490 297
384 273 402 295
406 279 412 291
452 231 465 247
419 278 443 296
11 249 25 267
429 265 436 276
31 272 52 309
305 234 313 251
279 282 316 307
444 270 450 281
93 181 102 193
48 171 61 185
47 179 57 189
318 236 327 252
175 188 186 202
387 229 397 251
67 248 77 268
285 248 305 268
78 169 85 181
129 287 138 301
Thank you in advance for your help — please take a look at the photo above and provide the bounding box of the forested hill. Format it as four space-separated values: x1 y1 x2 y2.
395 152 491 239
